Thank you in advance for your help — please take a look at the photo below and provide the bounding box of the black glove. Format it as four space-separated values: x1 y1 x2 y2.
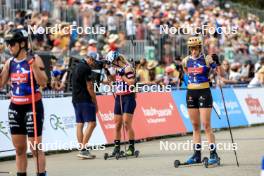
212 54 220 66
27 50 35 65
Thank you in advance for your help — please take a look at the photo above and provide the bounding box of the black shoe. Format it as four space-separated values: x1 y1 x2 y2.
112 145 120 156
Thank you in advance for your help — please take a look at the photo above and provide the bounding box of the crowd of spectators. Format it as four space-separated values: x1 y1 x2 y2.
0 0 264 93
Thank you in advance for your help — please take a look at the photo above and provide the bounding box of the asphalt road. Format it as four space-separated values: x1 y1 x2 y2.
0 125 263 176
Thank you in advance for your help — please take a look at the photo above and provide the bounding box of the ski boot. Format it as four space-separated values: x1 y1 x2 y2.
126 145 135 156
208 151 220 165
186 151 201 164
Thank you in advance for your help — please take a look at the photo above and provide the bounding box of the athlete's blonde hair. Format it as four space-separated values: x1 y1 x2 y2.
117 54 130 66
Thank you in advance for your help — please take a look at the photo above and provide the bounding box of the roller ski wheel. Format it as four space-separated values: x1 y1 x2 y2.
104 153 109 160
203 157 209 168
203 156 220 168
115 152 121 160
103 152 118 160
134 150 140 158
174 160 181 168
217 157 221 166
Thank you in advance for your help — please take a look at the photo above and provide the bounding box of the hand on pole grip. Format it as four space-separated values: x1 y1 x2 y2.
212 54 221 66
27 50 35 65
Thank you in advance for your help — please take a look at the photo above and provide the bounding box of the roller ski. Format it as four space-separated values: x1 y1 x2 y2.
174 151 203 168
115 145 140 160
104 145 123 160
203 151 221 168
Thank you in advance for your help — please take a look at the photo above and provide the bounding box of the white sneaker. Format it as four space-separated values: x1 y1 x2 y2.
77 150 96 159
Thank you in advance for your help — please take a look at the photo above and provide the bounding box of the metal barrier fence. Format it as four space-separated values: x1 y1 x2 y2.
1 1 264 23
120 36 188 61
120 40 147 60
26 37 187 62
0 5 16 21
0 0 33 20
0 0 30 10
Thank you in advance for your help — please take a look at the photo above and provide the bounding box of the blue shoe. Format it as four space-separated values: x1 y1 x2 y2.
186 152 201 164
208 152 219 165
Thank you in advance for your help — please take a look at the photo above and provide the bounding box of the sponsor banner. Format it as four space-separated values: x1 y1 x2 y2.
172 88 248 132
0 97 107 158
2 87 260 157
171 90 192 131
210 88 248 128
97 93 186 143
42 97 107 150
234 88 264 124
135 92 186 139
96 96 116 144
0 100 14 157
